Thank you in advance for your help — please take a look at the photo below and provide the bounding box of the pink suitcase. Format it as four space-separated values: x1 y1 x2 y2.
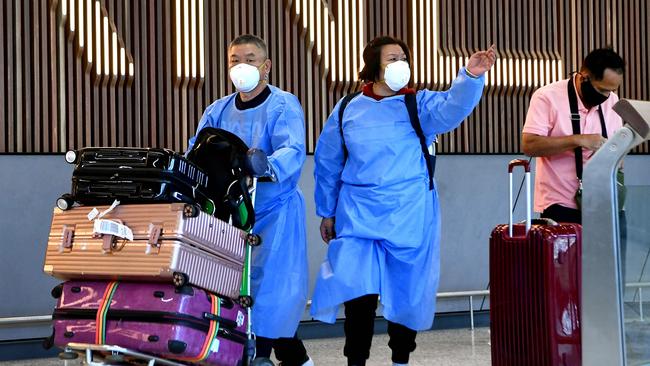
43 203 258 300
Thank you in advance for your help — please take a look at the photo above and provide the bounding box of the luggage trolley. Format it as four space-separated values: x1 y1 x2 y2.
54 178 263 366
59 343 187 366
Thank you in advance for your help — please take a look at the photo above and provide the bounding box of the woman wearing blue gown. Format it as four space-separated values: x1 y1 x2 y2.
311 36 496 366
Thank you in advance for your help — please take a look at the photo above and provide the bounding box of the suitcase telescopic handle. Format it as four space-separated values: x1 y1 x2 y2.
508 159 531 237
508 159 530 173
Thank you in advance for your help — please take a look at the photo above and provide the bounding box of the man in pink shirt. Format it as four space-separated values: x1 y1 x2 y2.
522 48 625 224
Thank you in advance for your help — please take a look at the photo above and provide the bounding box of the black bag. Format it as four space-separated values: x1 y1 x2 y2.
186 127 255 231
63 147 216 211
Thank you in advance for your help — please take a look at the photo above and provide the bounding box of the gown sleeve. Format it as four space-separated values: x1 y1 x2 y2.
266 95 307 182
417 67 486 143
313 100 346 218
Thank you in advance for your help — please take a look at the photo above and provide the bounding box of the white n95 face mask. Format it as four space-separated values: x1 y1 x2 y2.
382 60 411 91
229 63 262 93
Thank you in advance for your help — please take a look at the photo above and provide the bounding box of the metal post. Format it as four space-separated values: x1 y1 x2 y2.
582 100 650 366
639 287 643 321
469 295 475 330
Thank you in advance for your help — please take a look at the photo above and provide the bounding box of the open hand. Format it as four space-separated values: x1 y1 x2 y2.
466 44 497 77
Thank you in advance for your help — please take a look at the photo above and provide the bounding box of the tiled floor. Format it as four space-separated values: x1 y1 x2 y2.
0 328 491 366
2 324 650 366
301 328 491 366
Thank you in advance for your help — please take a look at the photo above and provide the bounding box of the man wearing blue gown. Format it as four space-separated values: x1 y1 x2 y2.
188 35 312 366
311 36 496 366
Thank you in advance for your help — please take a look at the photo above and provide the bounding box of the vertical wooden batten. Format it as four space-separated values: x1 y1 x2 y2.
0 0 647 154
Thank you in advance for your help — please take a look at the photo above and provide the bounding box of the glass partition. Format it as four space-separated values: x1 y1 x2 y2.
623 185 650 365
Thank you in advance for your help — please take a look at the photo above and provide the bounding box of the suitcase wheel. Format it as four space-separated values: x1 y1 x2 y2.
56 194 75 211
58 351 79 360
246 234 262 247
42 331 54 350
182 203 201 218
238 295 254 308
172 272 189 288
64 150 77 164
50 283 64 299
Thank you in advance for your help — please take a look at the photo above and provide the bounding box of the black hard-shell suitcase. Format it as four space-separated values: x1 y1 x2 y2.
58 148 218 215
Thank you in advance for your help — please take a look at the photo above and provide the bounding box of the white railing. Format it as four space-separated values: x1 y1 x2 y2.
0 315 52 326
3 284 648 330
437 290 489 330
625 282 650 322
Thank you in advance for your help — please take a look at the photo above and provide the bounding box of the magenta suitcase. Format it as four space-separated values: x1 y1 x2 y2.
490 160 582 366
50 281 247 365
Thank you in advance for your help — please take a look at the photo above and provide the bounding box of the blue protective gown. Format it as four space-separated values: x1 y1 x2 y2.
188 85 308 338
311 69 485 330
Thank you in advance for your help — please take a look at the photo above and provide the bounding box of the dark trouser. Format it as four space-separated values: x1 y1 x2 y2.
541 204 628 281
343 295 417 365
540 204 582 224
255 333 309 366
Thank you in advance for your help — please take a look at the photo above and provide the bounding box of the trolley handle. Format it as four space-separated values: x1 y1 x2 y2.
507 159 530 173
508 159 532 237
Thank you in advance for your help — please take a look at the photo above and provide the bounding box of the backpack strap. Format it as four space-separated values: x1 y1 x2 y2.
568 76 608 183
338 92 362 159
568 76 583 182
405 93 434 190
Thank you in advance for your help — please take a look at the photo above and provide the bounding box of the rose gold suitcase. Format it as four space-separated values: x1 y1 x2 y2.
43 203 255 299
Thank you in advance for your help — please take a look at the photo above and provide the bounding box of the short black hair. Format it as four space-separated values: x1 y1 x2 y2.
229 34 268 59
358 36 411 83
581 47 625 80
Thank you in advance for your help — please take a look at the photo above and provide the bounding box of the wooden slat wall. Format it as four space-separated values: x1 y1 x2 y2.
0 0 648 154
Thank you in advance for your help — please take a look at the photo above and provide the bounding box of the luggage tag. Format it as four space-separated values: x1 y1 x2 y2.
87 200 134 252
93 218 134 252
93 219 134 241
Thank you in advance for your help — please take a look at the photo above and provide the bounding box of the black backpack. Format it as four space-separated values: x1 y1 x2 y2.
186 127 255 230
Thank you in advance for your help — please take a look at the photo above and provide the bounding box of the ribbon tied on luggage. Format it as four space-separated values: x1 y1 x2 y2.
174 293 221 362
94 281 119 344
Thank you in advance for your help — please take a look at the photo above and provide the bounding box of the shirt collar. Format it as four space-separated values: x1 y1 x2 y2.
235 85 271 110
362 82 416 101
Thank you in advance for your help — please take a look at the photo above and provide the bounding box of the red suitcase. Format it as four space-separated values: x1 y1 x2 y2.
490 159 582 366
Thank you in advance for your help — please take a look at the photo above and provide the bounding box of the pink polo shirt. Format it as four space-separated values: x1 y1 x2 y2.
522 77 623 212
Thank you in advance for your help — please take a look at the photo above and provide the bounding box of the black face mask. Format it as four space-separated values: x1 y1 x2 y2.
580 77 609 108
